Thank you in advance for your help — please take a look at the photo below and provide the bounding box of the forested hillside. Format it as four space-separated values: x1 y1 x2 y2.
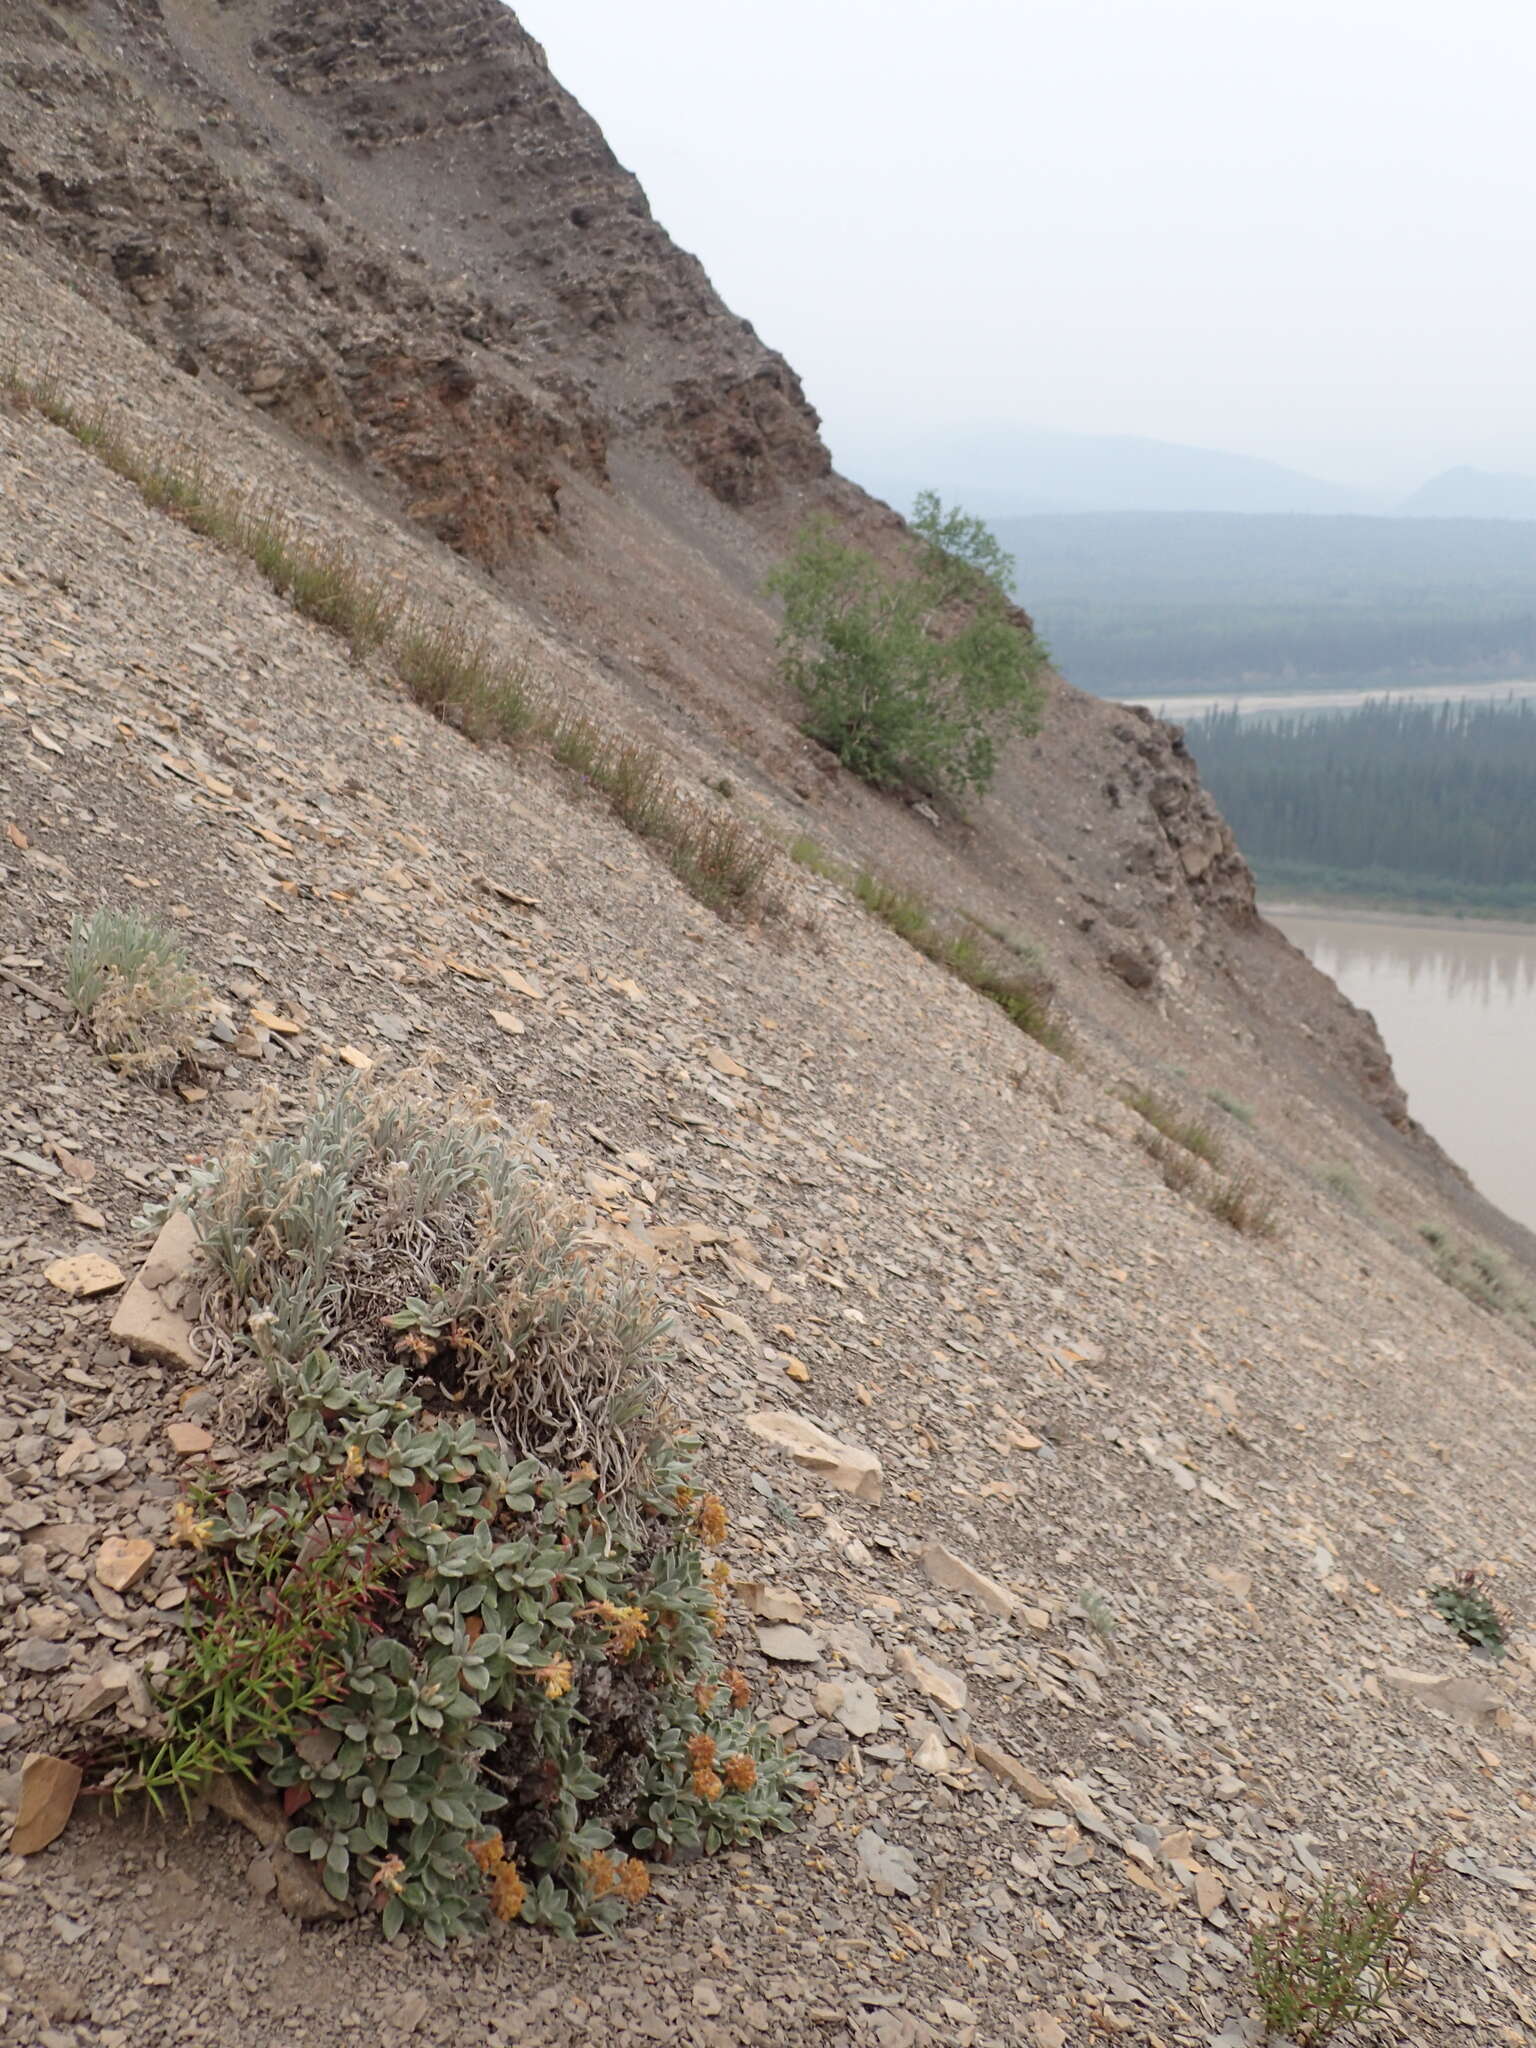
1190 698 1536 913
995 511 1536 694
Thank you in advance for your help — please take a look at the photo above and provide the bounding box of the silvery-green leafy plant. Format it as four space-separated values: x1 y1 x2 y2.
126 1087 802 1943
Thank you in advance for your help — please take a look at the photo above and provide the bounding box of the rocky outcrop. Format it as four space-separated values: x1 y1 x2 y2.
0 0 829 562
1105 707 1257 927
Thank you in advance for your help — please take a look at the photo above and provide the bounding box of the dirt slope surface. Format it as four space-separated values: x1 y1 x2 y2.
3 250 1536 2048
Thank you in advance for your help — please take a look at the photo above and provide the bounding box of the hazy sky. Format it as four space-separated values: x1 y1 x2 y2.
514 1 1536 492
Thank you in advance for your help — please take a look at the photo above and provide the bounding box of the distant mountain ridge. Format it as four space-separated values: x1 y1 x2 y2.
841 424 1380 518
1399 467 1536 520
847 425 1536 522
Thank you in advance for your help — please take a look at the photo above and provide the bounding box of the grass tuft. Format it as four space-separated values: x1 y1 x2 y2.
1125 1090 1225 1166
787 833 845 881
1206 1167 1282 1238
1419 1226 1533 1326
393 616 536 741
853 869 1069 1056
66 908 208 1086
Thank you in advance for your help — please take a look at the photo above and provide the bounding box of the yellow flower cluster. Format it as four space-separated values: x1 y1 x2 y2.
468 1832 528 1923
534 1656 574 1700
170 1499 213 1550
592 1600 649 1658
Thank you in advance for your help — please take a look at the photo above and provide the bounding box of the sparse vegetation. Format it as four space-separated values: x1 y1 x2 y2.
393 615 536 741
1419 1225 1532 1326
1128 1092 1280 1237
1125 1090 1225 1166
1318 1163 1368 1212
124 1087 801 1943
1140 1129 1203 1196
1207 1167 1282 1239
5 364 779 926
1249 1853 1441 2046
766 492 1047 797
1073 1587 1117 1644
854 868 1068 1056
1207 1088 1255 1126
1428 1569 1509 1656
65 908 208 1085
787 833 844 880
557 730 778 921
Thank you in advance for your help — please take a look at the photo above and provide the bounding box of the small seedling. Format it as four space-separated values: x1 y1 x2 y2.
1073 1586 1117 1645
1428 1569 1509 1656
1250 1852 1441 2045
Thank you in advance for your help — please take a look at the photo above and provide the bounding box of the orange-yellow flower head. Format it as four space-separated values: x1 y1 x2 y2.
490 1859 527 1923
171 1499 213 1551
535 1656 574 1700
723 1753 757 1792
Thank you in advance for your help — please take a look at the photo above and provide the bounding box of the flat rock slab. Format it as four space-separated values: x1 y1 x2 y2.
10 1753 82 1855
919 1541 1017 1618
45 1253 126 1297
1383 1666 1504 1727
756 1623 822 1663
744 1409 883 1503
110 1209 202 1371
855 1828 921 1897
893 1645 968 1713
94 1536 155 1592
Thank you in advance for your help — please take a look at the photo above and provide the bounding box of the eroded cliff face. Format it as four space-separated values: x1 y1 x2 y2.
0 0 831 542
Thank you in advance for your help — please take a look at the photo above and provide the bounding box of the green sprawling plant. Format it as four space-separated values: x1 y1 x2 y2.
125 1086 801 1943
1428 1569 1510 1656
1250 1854 1440 2045
765 491 1047 797
66 907 209 1085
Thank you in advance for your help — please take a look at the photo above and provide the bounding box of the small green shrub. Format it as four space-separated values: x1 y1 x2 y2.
766 492 1047 797
1428 1569 1509 1655
127 1087 801 1944
1250 1854 1440 2045
66 908 208 1085
1207 1088 1255 1126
